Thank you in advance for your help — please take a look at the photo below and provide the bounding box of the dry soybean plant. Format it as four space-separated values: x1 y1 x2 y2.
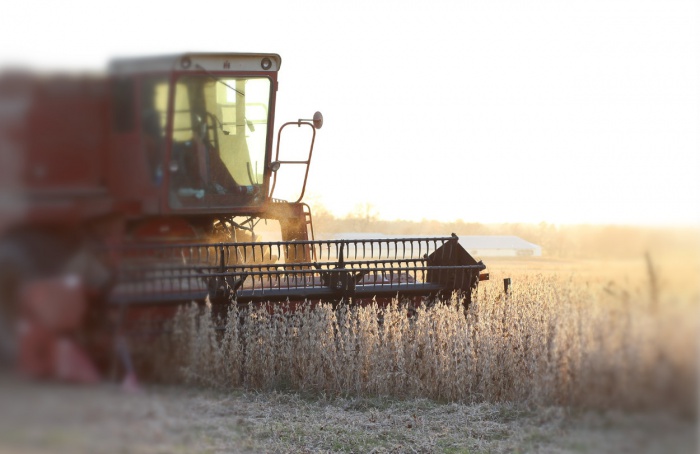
143 274 697 415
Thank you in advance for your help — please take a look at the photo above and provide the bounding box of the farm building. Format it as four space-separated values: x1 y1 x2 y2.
326 233 541 258
457 235 542 257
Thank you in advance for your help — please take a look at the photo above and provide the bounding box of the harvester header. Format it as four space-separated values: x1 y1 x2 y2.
112 234 485 306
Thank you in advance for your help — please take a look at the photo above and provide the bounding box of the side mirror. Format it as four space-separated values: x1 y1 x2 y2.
312 111 323 129
299 111 324 129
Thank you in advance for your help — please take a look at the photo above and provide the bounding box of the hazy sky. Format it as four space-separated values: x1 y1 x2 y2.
1 0 697 225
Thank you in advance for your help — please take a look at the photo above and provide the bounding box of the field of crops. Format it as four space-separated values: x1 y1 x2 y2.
146 255 697 417
1 254 697 453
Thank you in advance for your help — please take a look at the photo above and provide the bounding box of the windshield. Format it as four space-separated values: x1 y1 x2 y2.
168 75 271 208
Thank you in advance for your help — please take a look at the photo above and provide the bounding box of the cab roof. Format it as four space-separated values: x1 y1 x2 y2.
108 52 281 75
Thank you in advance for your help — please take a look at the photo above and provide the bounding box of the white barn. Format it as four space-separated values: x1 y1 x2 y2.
457 235 541 257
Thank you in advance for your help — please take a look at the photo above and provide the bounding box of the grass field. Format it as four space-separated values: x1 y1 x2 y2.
0 253 697 453
0 377 695 454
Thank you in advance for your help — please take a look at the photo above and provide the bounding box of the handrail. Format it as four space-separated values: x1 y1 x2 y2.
268 120 317 202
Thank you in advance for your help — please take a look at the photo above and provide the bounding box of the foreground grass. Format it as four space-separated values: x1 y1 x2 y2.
0 377 695 454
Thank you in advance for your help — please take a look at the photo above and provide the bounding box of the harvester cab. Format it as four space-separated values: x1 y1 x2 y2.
106 53 317 242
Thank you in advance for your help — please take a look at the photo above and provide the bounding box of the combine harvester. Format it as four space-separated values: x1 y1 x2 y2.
0 53 487 381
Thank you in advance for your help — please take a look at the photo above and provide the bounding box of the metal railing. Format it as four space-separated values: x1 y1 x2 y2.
108 236 485 305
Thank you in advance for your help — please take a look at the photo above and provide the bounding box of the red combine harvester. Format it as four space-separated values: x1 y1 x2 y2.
0 53 487 382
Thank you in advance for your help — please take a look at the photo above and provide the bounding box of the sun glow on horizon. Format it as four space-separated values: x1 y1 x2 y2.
1 0 696 227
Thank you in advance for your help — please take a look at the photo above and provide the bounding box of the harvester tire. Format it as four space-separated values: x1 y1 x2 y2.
0 229 86 367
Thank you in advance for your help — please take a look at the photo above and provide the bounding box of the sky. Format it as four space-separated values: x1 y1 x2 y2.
1 0 697 225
